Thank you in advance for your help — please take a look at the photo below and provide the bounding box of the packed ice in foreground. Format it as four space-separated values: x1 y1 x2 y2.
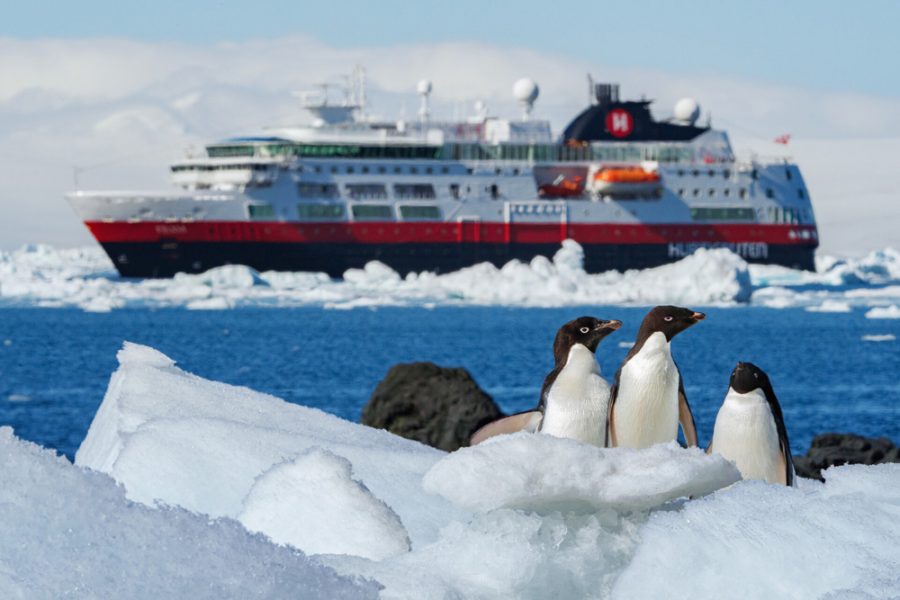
0 342 874 598
2 241 898 310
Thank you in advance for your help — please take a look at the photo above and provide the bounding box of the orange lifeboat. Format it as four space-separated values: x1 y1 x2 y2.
594 167 660 184
590 166 662 198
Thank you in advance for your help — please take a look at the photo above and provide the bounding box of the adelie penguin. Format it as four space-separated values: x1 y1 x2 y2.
707 362 796 486
470 316 622 447
607 305 703 449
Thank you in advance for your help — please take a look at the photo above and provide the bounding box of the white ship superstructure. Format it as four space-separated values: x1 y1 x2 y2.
68 70 818 277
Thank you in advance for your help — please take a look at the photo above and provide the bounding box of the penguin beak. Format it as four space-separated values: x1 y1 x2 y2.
597 320 622 331
690 312 706 322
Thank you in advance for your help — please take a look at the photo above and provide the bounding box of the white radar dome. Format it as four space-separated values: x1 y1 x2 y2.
513 78 540 103
417 79 433 95
674 97 701 124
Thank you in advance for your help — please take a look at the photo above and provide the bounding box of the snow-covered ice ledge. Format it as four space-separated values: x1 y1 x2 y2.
0 343 866 598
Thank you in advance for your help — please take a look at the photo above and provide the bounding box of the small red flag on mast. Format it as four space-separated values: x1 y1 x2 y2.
774 134 791 145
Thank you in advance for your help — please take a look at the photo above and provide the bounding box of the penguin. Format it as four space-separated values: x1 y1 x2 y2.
607 305 703 449
470 316 621 446
707 362 796 486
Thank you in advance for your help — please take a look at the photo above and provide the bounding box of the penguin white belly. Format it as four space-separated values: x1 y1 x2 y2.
540 345 610 447
709 388 784 484
613 332 680 449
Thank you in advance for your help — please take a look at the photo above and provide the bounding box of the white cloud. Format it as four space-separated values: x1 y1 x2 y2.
1 35 898 254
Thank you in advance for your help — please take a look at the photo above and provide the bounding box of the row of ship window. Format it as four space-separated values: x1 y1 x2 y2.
247 203 441 221
247 203 805 224
299 182 503 200
678 187 806 200
296 164 524 177
675 168 796 181
207 142 699 163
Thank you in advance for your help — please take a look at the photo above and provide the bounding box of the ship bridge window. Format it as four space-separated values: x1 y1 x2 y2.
394 184 436 199
690 207 756 221
766 188 774 199
298 183 339 198
399 205 441 220
786 169 793 180
346 183 387 199
207 145 255 158
247 203 276 219
798 188 805 199
351 204 393 220
298 204 344 219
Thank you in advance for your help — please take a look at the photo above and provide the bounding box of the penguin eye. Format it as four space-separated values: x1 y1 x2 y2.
579 326 590 334
663 316 673 322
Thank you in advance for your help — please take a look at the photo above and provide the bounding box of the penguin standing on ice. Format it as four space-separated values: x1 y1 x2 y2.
470 316 621 447
708 362 796 486
607 306 703 449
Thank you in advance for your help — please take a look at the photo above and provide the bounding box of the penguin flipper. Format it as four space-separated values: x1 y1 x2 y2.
469 411 543 446
677 373 698 447
763 383 795 487
605 379 619 447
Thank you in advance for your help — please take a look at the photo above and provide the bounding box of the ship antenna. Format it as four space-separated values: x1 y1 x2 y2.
417 79 432 125
587 73 596 105
355 65 367 121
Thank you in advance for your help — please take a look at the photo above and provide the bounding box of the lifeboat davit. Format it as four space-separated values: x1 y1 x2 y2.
590 166 662 197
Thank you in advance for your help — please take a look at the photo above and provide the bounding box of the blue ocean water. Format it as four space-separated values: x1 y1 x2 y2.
0 306 897 459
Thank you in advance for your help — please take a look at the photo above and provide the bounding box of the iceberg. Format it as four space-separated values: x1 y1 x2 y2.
1 242 753 309
51 343 899 598
6 241 900 310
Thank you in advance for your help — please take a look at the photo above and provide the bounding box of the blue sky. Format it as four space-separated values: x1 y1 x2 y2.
6 0 898 97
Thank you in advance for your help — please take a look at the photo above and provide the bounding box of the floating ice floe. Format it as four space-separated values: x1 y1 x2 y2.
46 342 899 598
865 305 900 319
861 334 896 342
805 299 852 313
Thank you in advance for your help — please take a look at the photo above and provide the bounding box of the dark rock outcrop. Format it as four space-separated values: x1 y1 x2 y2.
361 362 504 452
793 433 900 481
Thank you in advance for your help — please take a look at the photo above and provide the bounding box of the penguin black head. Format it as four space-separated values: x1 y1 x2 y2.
730 361 771 394
553 316 622 361
641 305 705 341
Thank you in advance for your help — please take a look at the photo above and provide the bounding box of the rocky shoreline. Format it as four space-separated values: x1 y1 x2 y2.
362 362 899 476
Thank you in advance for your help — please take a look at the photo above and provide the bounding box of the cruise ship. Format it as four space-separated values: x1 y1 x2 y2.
67 69 819 278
